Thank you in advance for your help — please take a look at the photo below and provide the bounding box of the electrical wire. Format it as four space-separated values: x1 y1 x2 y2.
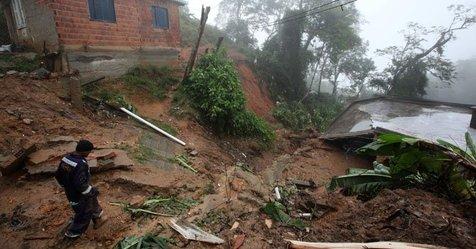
269 0 343 26
262 0 358 27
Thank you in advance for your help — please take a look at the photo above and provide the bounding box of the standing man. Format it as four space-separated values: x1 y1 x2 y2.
55 140 104 238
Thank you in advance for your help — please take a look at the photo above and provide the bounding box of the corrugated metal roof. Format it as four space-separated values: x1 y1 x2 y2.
323 97 476 149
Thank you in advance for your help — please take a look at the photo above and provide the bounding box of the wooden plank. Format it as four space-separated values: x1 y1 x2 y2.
286 240 447 249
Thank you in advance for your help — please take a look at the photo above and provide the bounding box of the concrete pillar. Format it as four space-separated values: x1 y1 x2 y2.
69 77 83 110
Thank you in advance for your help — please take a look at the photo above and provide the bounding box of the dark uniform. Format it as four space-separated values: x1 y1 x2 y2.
55 154 102 236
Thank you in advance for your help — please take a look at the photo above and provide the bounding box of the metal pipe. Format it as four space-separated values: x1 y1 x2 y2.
120 107 186 146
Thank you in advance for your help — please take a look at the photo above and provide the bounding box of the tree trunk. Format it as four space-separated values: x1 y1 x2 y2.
317 54 328 97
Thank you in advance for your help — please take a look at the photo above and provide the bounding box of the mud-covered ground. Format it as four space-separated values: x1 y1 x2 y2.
0 75 474 249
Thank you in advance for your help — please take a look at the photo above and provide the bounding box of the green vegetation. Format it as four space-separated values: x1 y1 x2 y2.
262 201 305 230
328 133 476 201
97 89 136 112
273 97 343 132
112 196 198 218
0 54 41 73
142 196 198 216
172 154 197 173
183 50 275 146
194 209 229 230
122 65 179 100
114 234 169 249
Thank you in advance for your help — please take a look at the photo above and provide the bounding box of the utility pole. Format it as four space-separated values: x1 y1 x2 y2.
183 5 211 82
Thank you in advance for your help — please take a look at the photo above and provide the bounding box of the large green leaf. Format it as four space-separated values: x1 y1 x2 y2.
262 201 305 229
438 138 475 162
465 132 476 161
328 174 393 196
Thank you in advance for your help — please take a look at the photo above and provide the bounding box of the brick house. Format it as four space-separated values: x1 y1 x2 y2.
1 0 185 76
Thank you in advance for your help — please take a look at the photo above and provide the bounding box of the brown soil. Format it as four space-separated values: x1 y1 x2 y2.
0 75 474 249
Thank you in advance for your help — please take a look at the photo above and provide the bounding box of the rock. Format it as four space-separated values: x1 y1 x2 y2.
50 72 59 78
27 142 77 165
263 154 291 186
230 178 247 192
234 167 269 198
189 150 198 157
265 219 273 229
18 72 28 78
232 234 246 249
22 118 32 125
6 70 18 76
231 221 239 230
0 73 5 78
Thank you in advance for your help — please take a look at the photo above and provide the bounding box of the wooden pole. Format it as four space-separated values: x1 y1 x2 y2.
183 5 211 82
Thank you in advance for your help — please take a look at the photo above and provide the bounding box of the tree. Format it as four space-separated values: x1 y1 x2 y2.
371 5 476 97
224 19 257 49
340 43 376 98
257 10 311 102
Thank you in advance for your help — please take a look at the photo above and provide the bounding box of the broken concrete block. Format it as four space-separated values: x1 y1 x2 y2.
27 142 77 165
90 149 133 173
0 143 37 175
6 70 18 76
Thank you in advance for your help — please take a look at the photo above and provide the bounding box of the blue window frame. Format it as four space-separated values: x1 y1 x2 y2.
152 6 169 29
88 0 116 23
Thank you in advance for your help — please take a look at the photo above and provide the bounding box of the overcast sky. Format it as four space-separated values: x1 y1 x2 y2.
187 0 476 70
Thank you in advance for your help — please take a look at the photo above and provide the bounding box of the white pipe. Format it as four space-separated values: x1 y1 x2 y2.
120 108 186 146
274 187 281 200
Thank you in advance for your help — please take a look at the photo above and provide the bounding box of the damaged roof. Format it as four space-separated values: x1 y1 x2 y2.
322 97 476 148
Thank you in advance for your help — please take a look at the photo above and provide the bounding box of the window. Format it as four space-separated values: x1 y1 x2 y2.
11 0 26 29
88 0 116 22
151 6 169 29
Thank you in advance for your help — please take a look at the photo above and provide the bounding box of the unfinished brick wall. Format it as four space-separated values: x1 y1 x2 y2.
42 0 181 49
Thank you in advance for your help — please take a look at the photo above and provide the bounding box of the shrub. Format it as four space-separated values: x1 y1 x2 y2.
273 102 312 131
311 99 344 131
273 97 344 132
97 89 136 112
184 50 274 145
122 65 178 99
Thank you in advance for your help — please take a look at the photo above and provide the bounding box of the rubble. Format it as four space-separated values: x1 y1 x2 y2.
6 70 18 76
25 146 133 176
0 143 37 175
30 68 50 80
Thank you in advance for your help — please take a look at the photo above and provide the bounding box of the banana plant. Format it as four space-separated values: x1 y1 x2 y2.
328 133 476 200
